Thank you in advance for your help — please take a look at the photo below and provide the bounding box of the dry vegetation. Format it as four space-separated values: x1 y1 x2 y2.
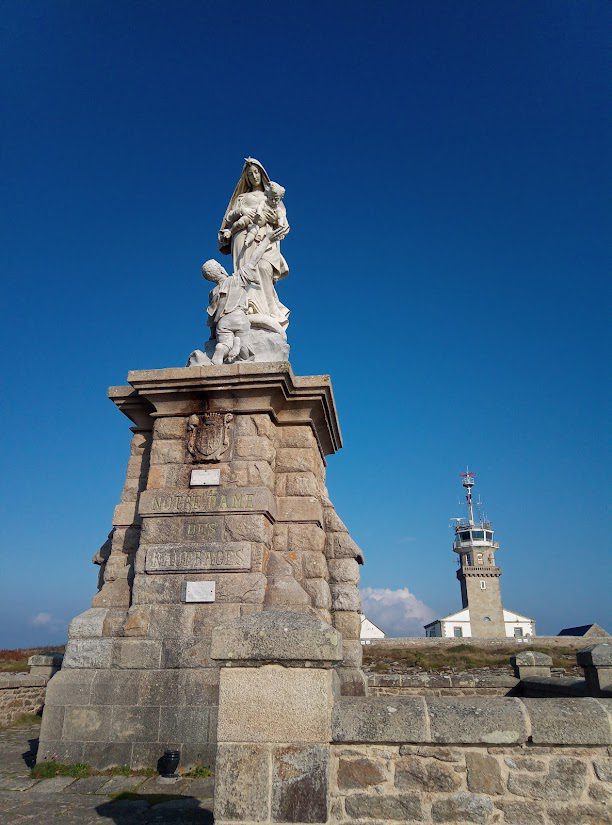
0 646 65 673
362 644 579 674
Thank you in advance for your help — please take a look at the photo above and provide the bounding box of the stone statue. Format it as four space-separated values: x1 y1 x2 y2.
201 229 284 365
187 157 291 367
218 158 290 331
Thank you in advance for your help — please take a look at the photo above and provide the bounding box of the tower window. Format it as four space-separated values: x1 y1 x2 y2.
459 531 470 542
480 580 487 590
485 531 493 541
483 616 492 621
472 530 484 540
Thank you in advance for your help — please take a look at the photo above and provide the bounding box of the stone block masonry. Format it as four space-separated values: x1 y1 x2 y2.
0 674 47 728
39 363 367 770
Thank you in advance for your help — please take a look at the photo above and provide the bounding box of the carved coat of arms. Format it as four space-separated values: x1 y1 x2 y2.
187 412 233 462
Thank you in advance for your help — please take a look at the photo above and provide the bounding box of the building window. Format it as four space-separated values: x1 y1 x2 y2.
514 627 524 638
459 531 470 543
453 626 463 637
480 580 486 590
472 530 484 540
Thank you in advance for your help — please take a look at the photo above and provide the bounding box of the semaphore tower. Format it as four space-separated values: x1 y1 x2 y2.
453 471 505 637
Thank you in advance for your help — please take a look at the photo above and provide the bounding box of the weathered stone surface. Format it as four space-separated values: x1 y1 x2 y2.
465 751 504 794
234 435 275 462
507 756 587 801
82 742 132 771
504 755 546 772
271 744 328 823
344 792 423 820
302 552 329 579
427 698 528 744
326 532 364 562
63 706 113 741
287 522 326 553
342 640 364 668
524 697 612 744
577 643 612 667
211 610 342 664
159 706 209 743
68 608 108 639
277 426 317 449
336 666 368 697
431 791 494 823
110 706 161 743
42 669 96 706
150 439 185 465
285 472 319 496
225 513 272 543
217 666 333 743
337 756 388 790
304 578 332 609
546 803 612 824
333 697 428 743
395 754 462 792
328 558 359 583
333 611 362 640
276 447 320 474
63 639 113 669
593 756 612 781
113 639 162 669
154 416 187 439
494 799 545 824
331 583 361 612
278 496 323 524
214 743 269 821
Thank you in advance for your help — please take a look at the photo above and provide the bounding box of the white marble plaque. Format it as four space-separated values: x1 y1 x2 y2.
190 469 221 487
184 581 215 603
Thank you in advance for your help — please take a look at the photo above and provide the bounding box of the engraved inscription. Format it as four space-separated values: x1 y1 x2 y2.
150 491 255 513
145 543 251 573
184 520 222 541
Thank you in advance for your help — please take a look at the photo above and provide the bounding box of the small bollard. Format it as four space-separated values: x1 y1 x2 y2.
576 644 612 696
510 650 552 680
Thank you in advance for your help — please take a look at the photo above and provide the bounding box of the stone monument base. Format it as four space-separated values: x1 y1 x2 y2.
39 363 366 770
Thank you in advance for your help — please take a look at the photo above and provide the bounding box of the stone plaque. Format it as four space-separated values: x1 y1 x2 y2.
190 469 221 487
184 581 215 603
139 486 276 520
145 543 252 573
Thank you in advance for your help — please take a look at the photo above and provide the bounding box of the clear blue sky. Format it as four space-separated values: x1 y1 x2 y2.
1 1 609 646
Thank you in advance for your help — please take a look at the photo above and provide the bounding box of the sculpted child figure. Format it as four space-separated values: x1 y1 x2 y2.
202 228 284 365
220 181 286 260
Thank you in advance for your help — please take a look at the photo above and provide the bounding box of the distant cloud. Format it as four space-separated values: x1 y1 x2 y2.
361 587 436 637
30 612 62 629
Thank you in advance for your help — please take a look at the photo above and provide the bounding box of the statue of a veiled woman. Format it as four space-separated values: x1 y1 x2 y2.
218 158 290 331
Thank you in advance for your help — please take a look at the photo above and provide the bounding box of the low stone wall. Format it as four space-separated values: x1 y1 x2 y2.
367 672 518 696
0 674 47 728
365 635 601 652
330 696 612 824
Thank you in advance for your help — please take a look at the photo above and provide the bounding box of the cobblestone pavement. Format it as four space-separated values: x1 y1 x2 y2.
0 722 214 823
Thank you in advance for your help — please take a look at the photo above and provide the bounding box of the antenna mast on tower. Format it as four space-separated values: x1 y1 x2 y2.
460 470 476 526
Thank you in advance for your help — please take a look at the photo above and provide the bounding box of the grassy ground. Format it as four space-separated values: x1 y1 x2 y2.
362 643 579 673
0 646 65 673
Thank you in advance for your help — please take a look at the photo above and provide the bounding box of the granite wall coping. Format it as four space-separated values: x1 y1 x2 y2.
0 673 48 689
332 696 612 746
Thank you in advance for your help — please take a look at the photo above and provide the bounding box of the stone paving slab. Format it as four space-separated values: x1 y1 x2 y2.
27 775 77 793
0 722 214 822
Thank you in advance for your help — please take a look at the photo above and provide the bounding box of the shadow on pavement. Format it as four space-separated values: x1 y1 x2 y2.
96 794 214 823
22 737 39 769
